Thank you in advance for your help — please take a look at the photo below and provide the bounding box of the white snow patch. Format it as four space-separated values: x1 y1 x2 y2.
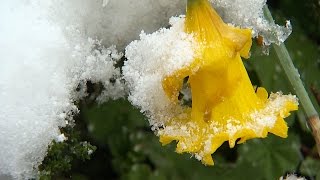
55 133 67 143
50 0 186 49
0 0 124 179
123 16 197 127
210 0 292 45
280 174 306 180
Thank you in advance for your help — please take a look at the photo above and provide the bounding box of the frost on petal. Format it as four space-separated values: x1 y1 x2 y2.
158 92 298 165
210 0 292 45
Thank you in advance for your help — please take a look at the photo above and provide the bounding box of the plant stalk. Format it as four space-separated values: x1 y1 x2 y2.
263 5 320 156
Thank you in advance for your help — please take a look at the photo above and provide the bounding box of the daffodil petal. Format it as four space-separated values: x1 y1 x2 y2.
159 0 298 165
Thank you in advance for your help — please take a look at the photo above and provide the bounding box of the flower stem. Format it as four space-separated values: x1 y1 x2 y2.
263 5 320 156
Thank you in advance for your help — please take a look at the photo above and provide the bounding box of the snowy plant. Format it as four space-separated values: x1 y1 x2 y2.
123 0 298 165
0 0 319 179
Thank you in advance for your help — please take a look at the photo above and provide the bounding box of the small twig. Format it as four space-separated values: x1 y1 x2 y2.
263 5 320 157
309 116 320 157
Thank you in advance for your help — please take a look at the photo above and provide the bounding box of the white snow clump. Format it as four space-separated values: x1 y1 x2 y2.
0 0 125 179
0 0 187 178
280 174 306 180
210 0 292 45
123 16 197 128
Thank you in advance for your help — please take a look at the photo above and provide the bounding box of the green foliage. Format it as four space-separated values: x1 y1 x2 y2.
78 98 305 180
276 0 320 42
77 81 320 179
231 134 301 180
38 126 96 179
300 157 320 179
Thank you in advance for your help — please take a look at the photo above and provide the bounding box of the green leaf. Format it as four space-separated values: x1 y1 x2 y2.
228 134 301 180
135 133 234 180
82 99 146 144
122 164 153 180
39 126 96 179
83 100 303 180
300 157 320 178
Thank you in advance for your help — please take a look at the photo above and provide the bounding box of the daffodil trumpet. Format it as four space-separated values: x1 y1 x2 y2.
159 0 298 165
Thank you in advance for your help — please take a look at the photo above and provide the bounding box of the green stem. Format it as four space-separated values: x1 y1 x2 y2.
263 5 318 118
263 5 320 156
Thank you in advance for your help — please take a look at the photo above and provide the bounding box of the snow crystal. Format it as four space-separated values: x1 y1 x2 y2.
55 134 67 143
248 92 298 135
66 34 126 103
102 0 109 7
123 16 197 127
88 149 94 155
0 0 124 179
210 0 292 45
280 174 306 180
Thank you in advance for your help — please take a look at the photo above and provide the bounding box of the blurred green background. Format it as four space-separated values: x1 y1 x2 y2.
39 0 320 179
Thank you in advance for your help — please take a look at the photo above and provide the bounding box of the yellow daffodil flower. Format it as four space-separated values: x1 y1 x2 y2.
158 0 298 165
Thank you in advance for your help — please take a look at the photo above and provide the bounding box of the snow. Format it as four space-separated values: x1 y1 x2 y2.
0 0 295 178
51 0 291 48
123 16 197 128
280 174 306 180
210 0 292 45
50 0 186 49
0 0 124 179
55 134 67 143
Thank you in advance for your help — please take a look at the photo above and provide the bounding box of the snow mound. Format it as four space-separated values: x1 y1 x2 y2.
0 1 124 179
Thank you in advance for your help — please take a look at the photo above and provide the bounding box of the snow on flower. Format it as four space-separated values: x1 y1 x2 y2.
124 16 197 129
210 0 292 45
124 0 298 165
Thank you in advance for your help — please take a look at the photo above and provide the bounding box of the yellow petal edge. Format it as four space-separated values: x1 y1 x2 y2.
159 0 298 165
